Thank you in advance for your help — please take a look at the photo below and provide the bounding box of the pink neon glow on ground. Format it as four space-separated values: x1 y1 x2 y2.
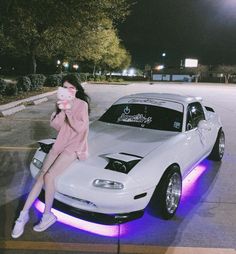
34 163 208 237
182 163 207 199
35 200 126 237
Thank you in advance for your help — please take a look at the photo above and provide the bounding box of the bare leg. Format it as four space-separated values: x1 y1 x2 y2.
11 150 61 238
22 150 59 212
43 151 77 214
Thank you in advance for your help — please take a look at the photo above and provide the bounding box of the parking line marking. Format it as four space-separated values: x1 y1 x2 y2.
0 146 37 151
0 118 50 122
121 245 236 254
0 241 235 254
0 241 117 253
16 118 50 122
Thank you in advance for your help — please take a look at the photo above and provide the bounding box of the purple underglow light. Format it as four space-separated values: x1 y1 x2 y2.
34 161 209 237
34 200 127 237
182 162 208 200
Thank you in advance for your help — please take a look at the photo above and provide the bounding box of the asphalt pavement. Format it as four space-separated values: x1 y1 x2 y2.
0 82 236 254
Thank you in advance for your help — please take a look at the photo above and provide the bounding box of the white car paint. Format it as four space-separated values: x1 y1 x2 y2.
30 93 223 219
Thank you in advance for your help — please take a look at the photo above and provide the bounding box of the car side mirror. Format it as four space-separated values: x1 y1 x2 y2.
198 120 210 131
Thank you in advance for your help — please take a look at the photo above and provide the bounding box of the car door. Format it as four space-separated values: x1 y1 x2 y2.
182 102 208 176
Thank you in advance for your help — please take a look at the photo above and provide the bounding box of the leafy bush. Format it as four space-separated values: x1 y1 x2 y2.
44 74 63 87
100 75 107 81
16 76 31 92
5 82 18 96
94 75 101 81
107 77 115 82
28 74 46 90
87 75 95 81
0 78 7 95
117 78 124 82
80 73 89 82
66 72 82 83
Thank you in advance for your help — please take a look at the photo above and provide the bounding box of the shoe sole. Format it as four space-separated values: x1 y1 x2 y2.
11 230 24 239
33 217 57 232
11 218 29 239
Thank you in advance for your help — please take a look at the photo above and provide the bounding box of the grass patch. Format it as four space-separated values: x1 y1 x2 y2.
0 87 56 105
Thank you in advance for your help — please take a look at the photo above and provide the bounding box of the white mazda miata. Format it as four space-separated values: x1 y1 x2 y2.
30 93 225 224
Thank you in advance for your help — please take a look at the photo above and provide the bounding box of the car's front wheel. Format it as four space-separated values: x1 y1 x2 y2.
155 165 182 219
208 128 225 161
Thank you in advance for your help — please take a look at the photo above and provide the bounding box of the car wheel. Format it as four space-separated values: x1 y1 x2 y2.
208 128 225 161
156 165 182 220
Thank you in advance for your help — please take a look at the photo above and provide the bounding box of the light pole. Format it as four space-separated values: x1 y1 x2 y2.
161 52 166 81
162 52 166 67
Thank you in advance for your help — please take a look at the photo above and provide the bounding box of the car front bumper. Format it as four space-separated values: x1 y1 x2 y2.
30 149 155 217
38 190 144 224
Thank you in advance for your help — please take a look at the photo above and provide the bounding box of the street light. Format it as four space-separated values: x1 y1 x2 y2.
63 61 69 71
155 65 164 70
73 64 79 70
161 52 166 68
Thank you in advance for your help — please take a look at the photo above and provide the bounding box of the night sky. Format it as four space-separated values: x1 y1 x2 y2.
118 0 236 68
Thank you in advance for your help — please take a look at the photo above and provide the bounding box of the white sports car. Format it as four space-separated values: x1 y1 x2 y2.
30 93 225 224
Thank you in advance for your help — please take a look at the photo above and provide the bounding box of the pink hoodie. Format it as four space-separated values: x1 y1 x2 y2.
50 98 89 160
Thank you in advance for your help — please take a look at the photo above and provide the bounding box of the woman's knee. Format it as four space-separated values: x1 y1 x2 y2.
36 173 45 183
43 172 54 184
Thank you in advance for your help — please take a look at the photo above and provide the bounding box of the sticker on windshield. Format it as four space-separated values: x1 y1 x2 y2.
128 98 166 106
124 106 130 114
117 113 152 125
173 121 181 129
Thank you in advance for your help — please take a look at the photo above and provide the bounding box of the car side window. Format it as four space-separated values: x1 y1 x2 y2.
186 102 205 131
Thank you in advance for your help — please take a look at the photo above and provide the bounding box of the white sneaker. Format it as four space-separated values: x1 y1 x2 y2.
11 210 29 238
33 212 57 232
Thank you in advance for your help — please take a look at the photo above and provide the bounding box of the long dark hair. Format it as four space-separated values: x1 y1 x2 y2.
54 74 91 118
62 74 91 113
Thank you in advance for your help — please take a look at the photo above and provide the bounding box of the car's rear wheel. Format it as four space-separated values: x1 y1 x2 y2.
155 165 182 219
208 128 225 161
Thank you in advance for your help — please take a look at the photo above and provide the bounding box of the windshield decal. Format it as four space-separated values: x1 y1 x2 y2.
117 113 152 125
122 98 183 112
124 106 131 114
128 98 166 106
173 121 181 129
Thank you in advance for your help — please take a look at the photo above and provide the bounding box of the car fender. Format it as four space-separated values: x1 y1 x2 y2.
129 133 185 190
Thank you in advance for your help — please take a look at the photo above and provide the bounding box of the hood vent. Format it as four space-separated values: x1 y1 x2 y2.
102 153 143 174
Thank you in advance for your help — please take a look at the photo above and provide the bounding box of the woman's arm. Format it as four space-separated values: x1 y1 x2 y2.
65 101 88 133
50 111 66 131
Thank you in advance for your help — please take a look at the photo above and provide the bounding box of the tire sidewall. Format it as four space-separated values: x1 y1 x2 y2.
157 165 182 219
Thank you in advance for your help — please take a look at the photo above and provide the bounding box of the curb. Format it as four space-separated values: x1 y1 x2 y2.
0 105 26 117
28 97 49 105
0 90 56 117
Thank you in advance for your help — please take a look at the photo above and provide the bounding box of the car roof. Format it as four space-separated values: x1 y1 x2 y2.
115 93 202 105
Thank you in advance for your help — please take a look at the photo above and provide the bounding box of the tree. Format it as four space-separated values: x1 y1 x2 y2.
214 65 236 84
185 65 209 82
67 18 131 74
0 0 131 73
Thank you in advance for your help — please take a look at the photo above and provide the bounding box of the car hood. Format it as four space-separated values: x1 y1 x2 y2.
53 121 180 195
88 121 178 158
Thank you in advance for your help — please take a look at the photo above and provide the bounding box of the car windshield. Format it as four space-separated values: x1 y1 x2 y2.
99 102 183 132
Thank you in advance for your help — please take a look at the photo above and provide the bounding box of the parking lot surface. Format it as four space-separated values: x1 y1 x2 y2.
0 82 236 254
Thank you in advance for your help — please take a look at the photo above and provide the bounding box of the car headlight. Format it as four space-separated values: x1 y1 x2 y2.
32 158 43 169
93 179 124 189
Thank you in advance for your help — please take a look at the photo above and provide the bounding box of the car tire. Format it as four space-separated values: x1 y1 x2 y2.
155 165 182 220
208 128 225 161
